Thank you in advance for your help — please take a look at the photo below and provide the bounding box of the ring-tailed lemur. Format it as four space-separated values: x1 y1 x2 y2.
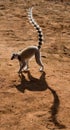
11 7 44 73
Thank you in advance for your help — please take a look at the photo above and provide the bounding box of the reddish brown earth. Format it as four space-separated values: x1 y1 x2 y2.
0 0 70 130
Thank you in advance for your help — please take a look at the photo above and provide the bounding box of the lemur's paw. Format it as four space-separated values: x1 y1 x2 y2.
23 68 30 72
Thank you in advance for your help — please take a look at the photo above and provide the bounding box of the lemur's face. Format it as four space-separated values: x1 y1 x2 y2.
11 53 18 60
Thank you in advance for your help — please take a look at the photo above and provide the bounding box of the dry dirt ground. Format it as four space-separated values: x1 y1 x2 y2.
0 0 70 130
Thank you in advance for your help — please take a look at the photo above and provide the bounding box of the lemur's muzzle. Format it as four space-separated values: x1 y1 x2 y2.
11 54 14 60
11 56 14 60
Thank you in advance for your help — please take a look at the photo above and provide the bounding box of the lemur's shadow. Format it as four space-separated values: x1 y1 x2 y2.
16 71 48 92
15 71 66 129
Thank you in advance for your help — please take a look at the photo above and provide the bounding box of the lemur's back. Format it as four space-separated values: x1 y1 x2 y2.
19 46 38 60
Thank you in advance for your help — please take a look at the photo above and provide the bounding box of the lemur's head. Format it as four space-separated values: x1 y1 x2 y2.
11 53 18 60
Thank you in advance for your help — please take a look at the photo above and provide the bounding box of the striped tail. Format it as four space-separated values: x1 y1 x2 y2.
28 7 43 49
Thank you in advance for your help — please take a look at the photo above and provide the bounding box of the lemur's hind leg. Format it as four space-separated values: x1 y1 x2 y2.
35 50 44 71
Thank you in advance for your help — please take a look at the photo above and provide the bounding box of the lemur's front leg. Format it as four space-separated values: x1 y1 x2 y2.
18 64 24 74
24 61 29 71
18 61 26 74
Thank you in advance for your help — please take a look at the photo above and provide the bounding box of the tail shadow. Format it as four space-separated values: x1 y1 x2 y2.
48 87 66 129
15 71 66 129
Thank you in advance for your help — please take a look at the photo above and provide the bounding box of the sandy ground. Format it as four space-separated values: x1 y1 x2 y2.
0 0 70 130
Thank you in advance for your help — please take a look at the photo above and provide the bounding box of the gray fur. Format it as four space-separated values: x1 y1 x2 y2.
11 8 44 74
